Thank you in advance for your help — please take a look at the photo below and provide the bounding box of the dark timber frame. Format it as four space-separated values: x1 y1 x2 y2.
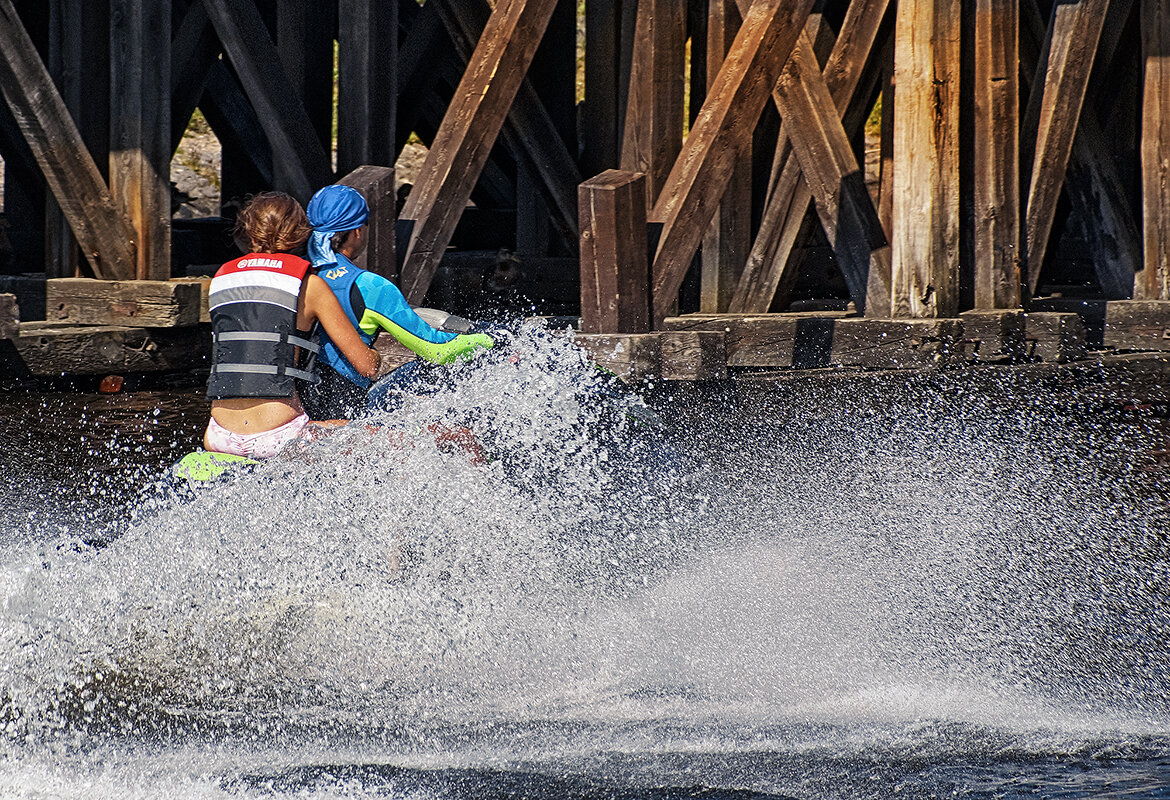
1 0 1169 371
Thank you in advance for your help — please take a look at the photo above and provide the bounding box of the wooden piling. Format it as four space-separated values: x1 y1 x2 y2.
578 170 650 334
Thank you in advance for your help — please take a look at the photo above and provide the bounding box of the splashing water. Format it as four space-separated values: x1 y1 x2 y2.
1 327 1169 798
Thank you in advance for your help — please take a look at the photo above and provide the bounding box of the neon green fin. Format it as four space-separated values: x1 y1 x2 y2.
172 450 259 482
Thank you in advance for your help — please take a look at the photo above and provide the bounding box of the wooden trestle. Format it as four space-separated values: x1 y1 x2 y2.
2 0 1170 381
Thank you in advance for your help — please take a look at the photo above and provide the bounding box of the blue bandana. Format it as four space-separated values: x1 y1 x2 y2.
306 184 370 268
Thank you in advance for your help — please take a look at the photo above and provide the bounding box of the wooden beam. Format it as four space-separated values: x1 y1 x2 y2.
775 29 891 316
46 278 201 326
277 0 333 155
582 0 629 178
620 0 686 212
1023 0 1108 295
6 323 209 375
46 0 85 279
578 170 650 334
891 0 961 318
1141 0 1170 299
729 0 891 314
201 61 273 188
201 0 332 202
432 0 582 244
338 0 396 173
0 0 135 279
1020 0 1138 301
338 166 397 281
170 0 218 153
398 0 561 304
701 0 749 313
973 0 1022 308
110 0 171 281
650 0 816 324
396 0 445 155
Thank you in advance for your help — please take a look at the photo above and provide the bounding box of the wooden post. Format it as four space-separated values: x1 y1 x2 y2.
338 165 397 281
701 0 750 312
170 0 218 153
891 0 961 318
578 170 650 334
398 0 561 304
620 0 686 212
1023 0 1108 296
0 0 136 279
338 0 397 173
46 0 84 279
973 0 1021 308
109 0 170 281
650 0 816 324
1141 0 1170 299
582 0 625 178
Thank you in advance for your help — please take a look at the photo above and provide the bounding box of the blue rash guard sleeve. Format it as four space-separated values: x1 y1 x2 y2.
354 272 494 364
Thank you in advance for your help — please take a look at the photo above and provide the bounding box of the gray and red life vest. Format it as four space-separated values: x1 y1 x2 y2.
206 252 321 399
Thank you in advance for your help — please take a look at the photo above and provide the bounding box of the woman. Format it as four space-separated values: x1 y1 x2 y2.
203 191 381 458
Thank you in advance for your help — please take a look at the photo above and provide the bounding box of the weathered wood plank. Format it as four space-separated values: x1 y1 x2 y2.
662 311 843 368
109 0 171 281
1023 311 1087 362
701 0 750 313
0 0 136 280
620 0 686 212
338 0 396 173
201 0 332 202
571 332 661 380
1141 0 1170 299
1104 300 1170 350
1024 0 1108 295
959 310 1027 361
650 0 816 324
0 293 18 339
46 278 202 327
973 0 1021 308
6 323 209 375
729 0 891 314
338 165 397 280
891 0 961 317
169 277 210 323
830 318 964 369
578 170 650 334
398 0 560 304
660 330 728 380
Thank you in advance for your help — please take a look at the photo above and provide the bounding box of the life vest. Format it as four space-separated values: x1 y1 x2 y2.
206 252 321 399
316 258 375 388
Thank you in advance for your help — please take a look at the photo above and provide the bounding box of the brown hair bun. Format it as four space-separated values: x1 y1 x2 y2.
233 191 313 254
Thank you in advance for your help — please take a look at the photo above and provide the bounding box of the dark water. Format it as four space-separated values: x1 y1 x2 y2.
1 335 1169 799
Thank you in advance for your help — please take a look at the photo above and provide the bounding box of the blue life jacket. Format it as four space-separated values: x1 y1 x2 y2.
316 259 375 387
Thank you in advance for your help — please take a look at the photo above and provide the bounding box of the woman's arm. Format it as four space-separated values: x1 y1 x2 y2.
302 274 381 378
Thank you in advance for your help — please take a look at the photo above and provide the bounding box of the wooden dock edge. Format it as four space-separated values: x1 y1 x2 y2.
5 302 1170 381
